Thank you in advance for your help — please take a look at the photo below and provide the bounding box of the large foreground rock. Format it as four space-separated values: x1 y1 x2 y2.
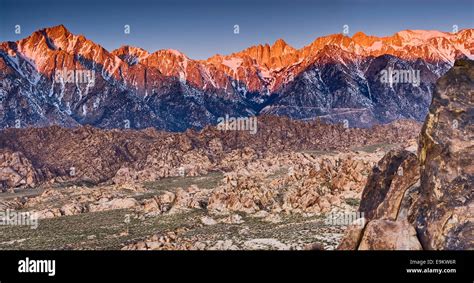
339 59 474 250
413 59 474 250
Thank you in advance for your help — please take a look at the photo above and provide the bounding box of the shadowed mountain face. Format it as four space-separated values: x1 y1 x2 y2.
0 25 473 131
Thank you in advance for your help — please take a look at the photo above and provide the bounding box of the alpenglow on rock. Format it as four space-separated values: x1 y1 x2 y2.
0 26 473 131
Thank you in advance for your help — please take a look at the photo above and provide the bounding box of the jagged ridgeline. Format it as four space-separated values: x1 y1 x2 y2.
0 25 473 131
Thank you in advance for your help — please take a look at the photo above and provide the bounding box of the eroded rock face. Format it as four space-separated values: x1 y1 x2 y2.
358 149 417 221
0 150 40 190
339 148 424 250
373 152 420 221
336 223 366 250
358 219 422 250
413 59 474 250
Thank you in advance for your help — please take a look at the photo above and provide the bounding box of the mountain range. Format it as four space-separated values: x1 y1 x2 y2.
0 25 473 130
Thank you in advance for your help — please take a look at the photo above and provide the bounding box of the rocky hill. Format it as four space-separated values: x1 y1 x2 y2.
0 116 420 191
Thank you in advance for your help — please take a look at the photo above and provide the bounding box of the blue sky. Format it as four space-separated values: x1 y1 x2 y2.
1 0 473 59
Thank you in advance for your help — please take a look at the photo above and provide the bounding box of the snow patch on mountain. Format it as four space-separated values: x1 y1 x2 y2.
222 57 243 74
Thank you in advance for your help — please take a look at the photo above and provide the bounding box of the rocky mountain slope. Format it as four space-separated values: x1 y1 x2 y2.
1 26 472 130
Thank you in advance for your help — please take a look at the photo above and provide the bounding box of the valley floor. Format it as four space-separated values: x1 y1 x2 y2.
0 142 415 250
